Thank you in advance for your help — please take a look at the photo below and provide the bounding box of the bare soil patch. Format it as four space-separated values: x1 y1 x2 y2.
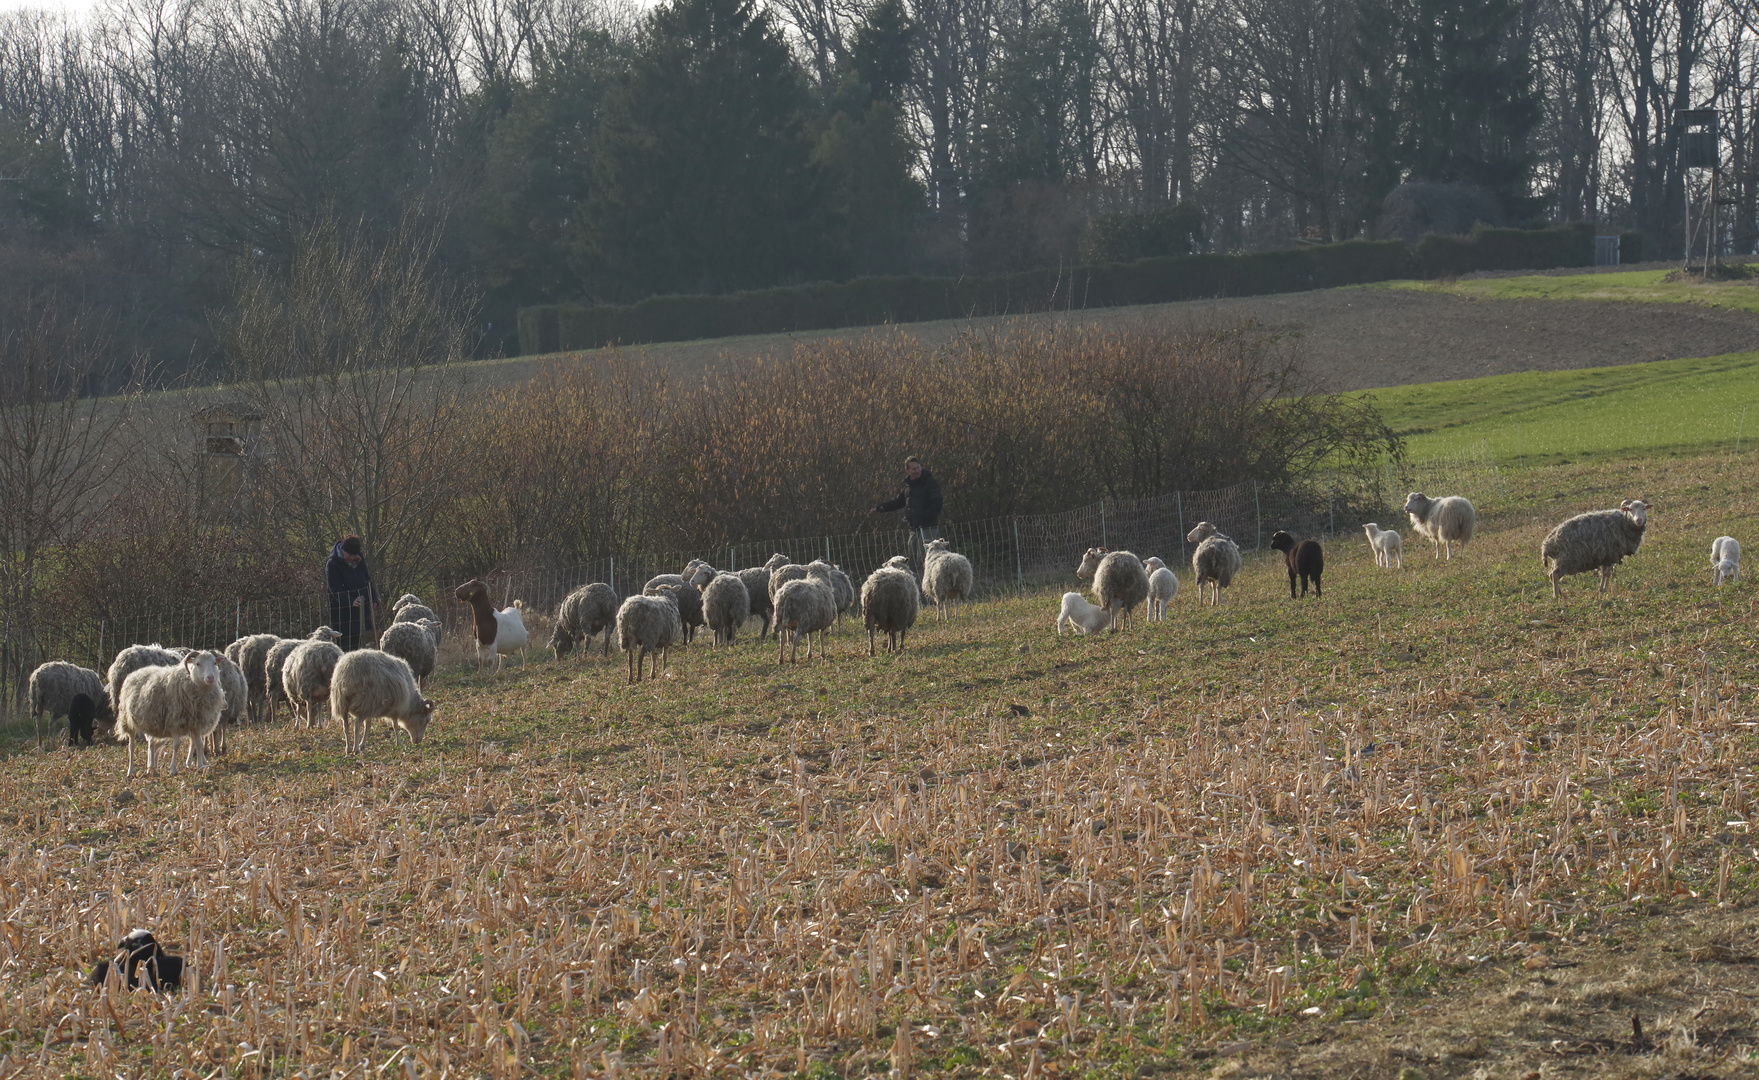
485 282 1759 394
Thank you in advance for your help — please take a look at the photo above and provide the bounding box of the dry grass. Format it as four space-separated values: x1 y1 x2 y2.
4 451 1759 1077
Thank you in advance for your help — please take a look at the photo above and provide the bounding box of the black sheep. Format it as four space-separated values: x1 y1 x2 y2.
67 692 96 746
1269 531 1324 598
88 929 184 992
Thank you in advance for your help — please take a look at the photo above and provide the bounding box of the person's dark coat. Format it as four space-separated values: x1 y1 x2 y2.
325 541 378 649
873 469 944 528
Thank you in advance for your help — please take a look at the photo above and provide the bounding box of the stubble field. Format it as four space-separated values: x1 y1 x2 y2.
3 451 1759 1078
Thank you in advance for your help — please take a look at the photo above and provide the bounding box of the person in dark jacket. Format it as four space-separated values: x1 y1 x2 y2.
869 456 944 555
325 535 379 651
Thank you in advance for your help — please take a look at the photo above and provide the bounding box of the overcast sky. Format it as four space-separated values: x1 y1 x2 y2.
0 0 100 15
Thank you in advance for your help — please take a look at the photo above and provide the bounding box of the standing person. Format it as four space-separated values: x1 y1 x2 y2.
869 456 944 558
326 535 378 651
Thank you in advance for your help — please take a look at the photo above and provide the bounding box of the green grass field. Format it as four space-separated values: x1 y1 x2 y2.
1370 349 1759 464
1388 267 1759 314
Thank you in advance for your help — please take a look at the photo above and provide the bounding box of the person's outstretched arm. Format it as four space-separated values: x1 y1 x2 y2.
872 490 907 513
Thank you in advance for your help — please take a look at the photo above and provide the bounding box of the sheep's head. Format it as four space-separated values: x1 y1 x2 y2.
184 650 220 689
925 538 952 554
549 623 577 659
1621 499 1651 525
1362 523 1380 537
1185 522 1219 544
312 625 342 642
1402 492 1429 515
399 699 435 746
393 593 422 611
1143 557 1166 573
1076 547 1106 579
765 553 792 571
1269 530 1295 553
884 555 911 570
690 565 716 587
652 584 681 607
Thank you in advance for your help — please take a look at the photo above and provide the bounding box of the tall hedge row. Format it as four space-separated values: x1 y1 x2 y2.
518 222 1600 354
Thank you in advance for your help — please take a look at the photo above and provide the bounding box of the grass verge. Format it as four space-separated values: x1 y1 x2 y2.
3 451 1759 1077
1387 267 1759 314
1371 349 1759 462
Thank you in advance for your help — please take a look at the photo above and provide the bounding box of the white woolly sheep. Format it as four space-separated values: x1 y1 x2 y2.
203 652 249 760
1142 557 1180 620
737 566 775 639
116 650 226 777
284 640 344 728
331 649 435 755
768 563 809 606
861 565 919 654
1363 523 1403 569
454 580 530 672
1094 549 1150 629
264 626 342 721
1712 536 1741 587
551 582 620 659
28 661 110 748
391 597 443 645
380 619 440 688
804 560 847 620
617 587 683 683
643 575 705 643
227 633 280 722
702 573 752 647
1403 492 1476 560
923 538 974 620
107 644 184 720
1541 499 1650 598
775 578 838 663
1056 592 1112 635
1185 523 1242 607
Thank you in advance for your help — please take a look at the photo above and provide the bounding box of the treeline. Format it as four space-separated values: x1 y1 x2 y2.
3 0 1754 371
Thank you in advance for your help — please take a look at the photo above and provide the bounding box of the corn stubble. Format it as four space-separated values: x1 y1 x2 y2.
1 453 1756 1077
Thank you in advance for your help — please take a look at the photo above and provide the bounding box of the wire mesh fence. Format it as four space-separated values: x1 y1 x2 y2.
2 447 1509 704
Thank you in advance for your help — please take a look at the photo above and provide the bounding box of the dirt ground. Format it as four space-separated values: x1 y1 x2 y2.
488 278 1759 394
1217 898 1759 1079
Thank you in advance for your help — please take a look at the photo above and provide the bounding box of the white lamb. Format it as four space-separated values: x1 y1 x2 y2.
1142 557 1179 620
1713 536 1741 586
1056 592 1112 635
1363 523 1403 569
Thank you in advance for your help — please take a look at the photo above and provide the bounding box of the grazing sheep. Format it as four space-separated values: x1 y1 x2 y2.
1142 557 1180 620
775 578 838 663
1541 499 1650 598
391 598 442 645
768 563 809 606
1363 523 1403 569
923 538 974 620
228 633 280 722
551 582 620 659
737 566 775 639
284 640 344 727
116 651 226 777
861 564 920 654
1185 522 1242 607
1076 547 1149 629
28 661 110 748
1403 492 1476 560
264 627 341 722
825 564 856 622
1056 592 1112 635
68 694 97 747
616 587 683 683
330 649 436 755
1269 531 1324 599
107 645 184 722
380 619 439 688
454 580 530 672
1713 536 1741 586
643 575 704 643
702 573 752 646
204 652 249 759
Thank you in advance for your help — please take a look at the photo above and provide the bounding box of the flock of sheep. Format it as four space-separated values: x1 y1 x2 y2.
19 488 1725 764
